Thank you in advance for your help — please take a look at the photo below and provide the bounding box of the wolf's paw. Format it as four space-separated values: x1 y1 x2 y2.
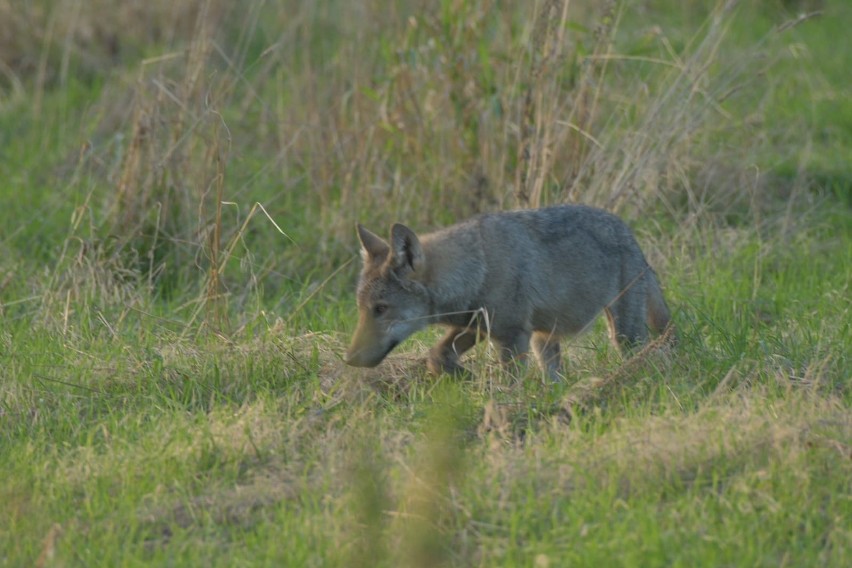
426 355 470 378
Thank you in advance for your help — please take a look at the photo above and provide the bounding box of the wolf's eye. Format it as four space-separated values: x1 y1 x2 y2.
373 303 388 316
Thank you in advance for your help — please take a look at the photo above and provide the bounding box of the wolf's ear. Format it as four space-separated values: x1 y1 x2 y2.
389 223 425 275
356 224 389 262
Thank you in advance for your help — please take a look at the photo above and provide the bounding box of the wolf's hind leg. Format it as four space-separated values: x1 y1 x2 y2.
531 332 562 381
428 327 480 375
604 286 649 353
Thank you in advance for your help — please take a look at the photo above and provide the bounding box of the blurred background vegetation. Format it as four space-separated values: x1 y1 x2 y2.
0 0 848 334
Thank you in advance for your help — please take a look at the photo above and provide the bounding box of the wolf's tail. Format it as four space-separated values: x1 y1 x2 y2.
646 269 674 340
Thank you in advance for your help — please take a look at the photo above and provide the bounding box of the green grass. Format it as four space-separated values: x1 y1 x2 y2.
1 0 851 566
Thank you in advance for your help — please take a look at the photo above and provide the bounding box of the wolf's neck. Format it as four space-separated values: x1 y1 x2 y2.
421 225 486 323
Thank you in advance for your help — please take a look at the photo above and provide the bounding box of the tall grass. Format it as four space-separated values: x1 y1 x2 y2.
2 1 832 302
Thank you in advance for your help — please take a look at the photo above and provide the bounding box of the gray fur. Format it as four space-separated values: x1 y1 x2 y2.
345 204 673 380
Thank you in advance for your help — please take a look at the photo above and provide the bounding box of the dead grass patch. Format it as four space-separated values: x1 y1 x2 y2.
515 389 851 500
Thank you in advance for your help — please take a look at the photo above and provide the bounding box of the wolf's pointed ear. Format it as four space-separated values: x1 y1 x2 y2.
356 224 389 262
389 223 425 275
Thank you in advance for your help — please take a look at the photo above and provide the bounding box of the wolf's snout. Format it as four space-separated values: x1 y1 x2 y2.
344 349 382 368
345 339 398 368
343 349 371 367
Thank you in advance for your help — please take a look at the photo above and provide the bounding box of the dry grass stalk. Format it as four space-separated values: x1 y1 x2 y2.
516 0 616 208
562 323 676 415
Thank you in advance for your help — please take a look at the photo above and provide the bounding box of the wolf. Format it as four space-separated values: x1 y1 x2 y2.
344 204 672 380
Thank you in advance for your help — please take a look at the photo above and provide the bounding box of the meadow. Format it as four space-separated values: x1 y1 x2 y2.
1 0 850 566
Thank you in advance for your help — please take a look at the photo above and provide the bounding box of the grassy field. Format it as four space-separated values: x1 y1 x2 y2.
1 0 850 566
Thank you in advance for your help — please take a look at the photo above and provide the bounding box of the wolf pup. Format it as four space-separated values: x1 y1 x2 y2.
344 204 672 380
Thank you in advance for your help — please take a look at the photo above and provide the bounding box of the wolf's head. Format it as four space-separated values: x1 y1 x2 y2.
344 223 432 368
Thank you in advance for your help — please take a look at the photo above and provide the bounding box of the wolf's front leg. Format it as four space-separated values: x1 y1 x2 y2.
427 327 480 376
493 328 532 375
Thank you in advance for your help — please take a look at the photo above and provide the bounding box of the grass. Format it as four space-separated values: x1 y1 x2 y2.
1 0 850 566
